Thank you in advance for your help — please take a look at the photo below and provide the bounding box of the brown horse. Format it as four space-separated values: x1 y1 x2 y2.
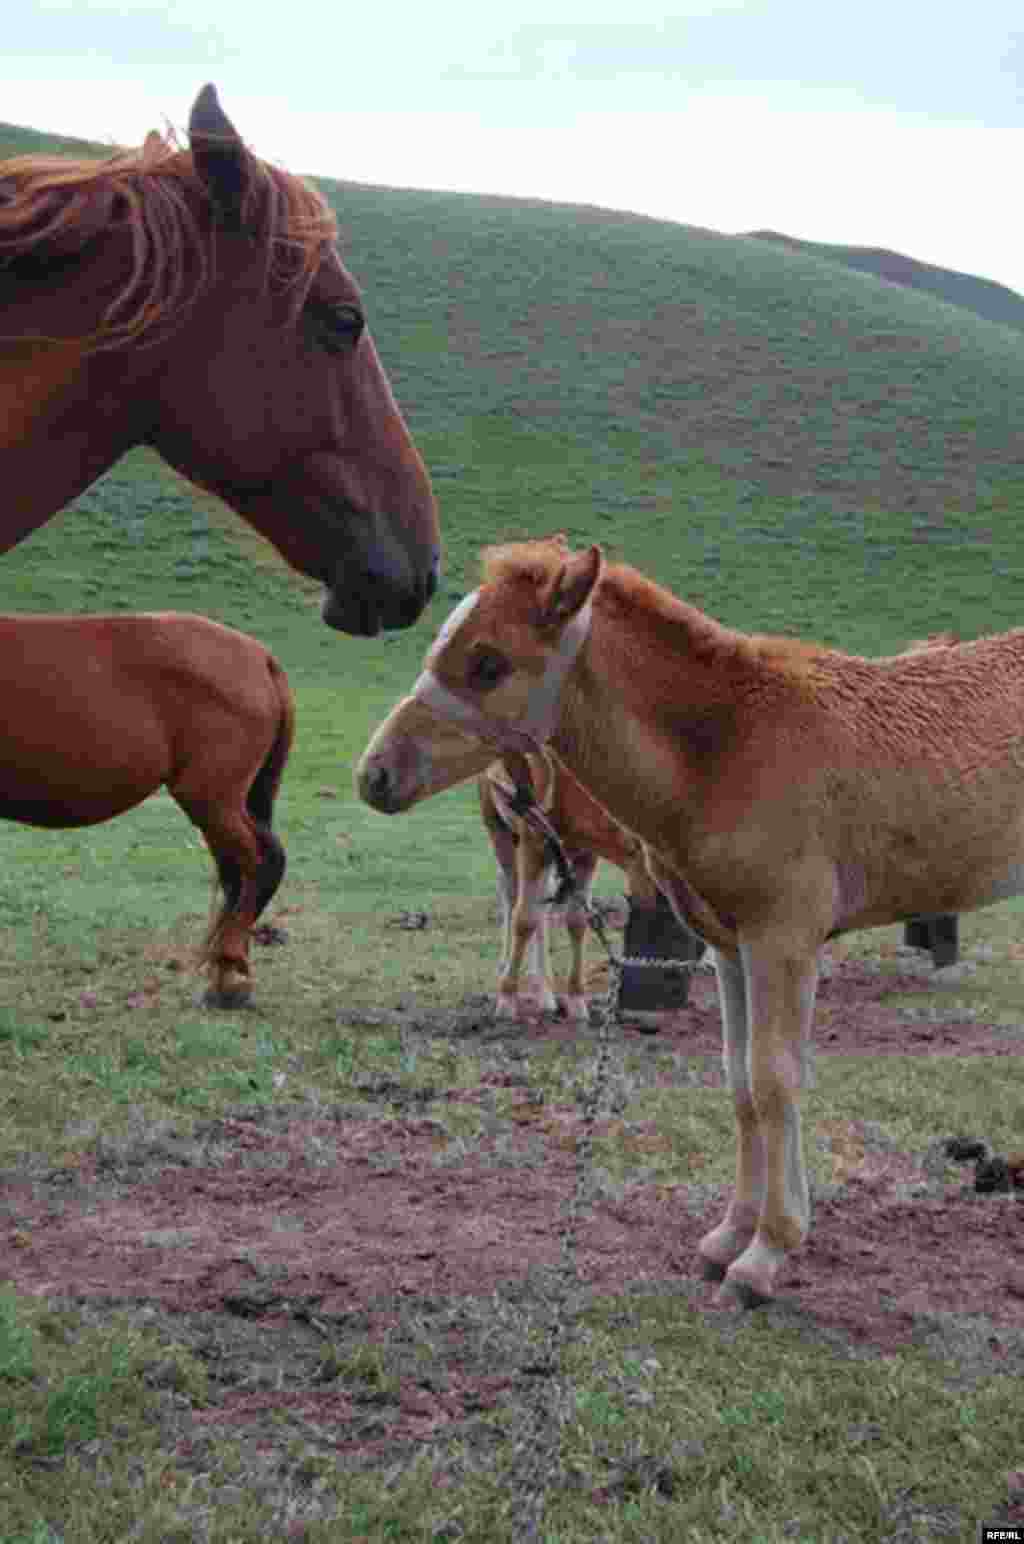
0 85 439 634
479 753 656 1021
357 536 1024 1309
0 611 294 1005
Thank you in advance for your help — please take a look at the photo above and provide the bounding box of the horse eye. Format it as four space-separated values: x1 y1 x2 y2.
307 300 364 353
469 651 509 691
331 303 365 341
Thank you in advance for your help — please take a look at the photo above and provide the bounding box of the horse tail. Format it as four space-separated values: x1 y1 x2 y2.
247 653 296 832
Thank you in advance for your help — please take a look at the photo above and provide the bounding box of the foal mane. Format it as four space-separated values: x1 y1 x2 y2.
480 538 743 664
479 538 841 707
0 128 336 351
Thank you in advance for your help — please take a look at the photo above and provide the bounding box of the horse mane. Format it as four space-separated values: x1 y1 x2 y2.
0 127 336 351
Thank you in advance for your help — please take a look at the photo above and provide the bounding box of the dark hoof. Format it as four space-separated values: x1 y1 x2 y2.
716 1277 772 1311
698 1256 728 1283
201 987 255 1011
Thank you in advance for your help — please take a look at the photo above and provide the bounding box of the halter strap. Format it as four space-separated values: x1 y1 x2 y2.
411 590 593 757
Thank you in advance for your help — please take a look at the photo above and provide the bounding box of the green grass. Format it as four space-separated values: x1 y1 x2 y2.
0 113 1022 1541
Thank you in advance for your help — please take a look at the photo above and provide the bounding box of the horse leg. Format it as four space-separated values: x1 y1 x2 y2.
697 949 764 1282
182 799 285 1008
497 833 557 1017
712 937 819 1308
561 851 597 1022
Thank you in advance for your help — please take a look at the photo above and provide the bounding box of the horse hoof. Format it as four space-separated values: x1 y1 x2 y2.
714 1276 772 1311
202 986 254 1011
698 1255 728 1283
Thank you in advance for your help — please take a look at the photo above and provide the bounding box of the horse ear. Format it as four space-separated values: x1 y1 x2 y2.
189 84 249 227
540 544 603 626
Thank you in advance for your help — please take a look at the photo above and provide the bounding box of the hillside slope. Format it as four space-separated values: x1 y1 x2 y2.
748 229 1024 335
2 118 1024 653
321 174 1024 519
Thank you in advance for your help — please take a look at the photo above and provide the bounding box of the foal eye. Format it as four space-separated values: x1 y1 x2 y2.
469 651 509 691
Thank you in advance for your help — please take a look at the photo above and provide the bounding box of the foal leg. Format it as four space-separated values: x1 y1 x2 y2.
491 823 521 1019
497 834 558 1017
713 938 818 1308
561 852 597 1022
698 949 764 1281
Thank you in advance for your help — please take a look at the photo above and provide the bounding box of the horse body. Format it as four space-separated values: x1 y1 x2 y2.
356 537 1024 1307
480 753 656 1021
0 612 294 1004
0 85 440 634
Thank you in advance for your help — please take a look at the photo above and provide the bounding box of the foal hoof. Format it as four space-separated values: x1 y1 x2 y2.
697 1255 728 1283
714 1276 772 1311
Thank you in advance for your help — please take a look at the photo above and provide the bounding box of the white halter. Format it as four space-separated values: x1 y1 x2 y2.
411 589 593 755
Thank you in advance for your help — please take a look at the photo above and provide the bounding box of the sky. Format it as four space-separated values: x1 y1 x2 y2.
6 0 1024 296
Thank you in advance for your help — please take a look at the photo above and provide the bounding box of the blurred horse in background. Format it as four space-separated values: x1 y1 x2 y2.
479 751 657 1022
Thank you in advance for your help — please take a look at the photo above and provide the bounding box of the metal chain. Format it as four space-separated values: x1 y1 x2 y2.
503 897 703 1536
584 896 707 985
504 911 617 1539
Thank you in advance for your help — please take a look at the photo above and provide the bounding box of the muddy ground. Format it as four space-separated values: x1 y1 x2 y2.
2 945 1022 1525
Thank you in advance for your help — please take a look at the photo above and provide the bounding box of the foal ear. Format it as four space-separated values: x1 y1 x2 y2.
540 544 603 626
189 83 250 227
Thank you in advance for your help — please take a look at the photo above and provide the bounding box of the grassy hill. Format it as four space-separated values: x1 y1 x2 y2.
748 228 1024 335
318 175 1024 653
3 115 1024 659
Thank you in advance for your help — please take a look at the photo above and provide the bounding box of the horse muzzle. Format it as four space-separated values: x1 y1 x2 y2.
321 546 440 635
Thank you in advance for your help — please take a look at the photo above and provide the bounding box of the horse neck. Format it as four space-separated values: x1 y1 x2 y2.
0 343 142 548
0 235 157 544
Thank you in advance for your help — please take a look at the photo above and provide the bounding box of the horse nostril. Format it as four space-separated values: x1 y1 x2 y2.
425 552 441 602
368 765 392 807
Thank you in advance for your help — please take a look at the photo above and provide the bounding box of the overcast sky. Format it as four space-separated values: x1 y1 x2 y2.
7 1 1024 296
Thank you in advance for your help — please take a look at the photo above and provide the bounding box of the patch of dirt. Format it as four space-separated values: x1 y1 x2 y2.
1 948 1022 1501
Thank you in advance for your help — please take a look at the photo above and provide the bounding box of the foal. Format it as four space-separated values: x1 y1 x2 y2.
479 752 657 1021
357 537 1024 1308
0 612 294 1005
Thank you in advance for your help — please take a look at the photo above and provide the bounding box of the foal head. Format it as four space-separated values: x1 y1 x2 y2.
357 537 603 812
